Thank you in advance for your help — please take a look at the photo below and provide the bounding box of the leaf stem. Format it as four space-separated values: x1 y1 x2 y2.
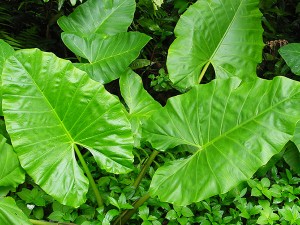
198 61 211 84
29 219 77 225
133 150 159 188
113 193 151 225
74 144 103 207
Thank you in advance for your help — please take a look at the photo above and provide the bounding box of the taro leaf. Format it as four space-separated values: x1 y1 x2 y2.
0 197 32 225
283 141 300 174
167 0 264 90
62 32 151 83
0 40 15 116
0 40 14 74
292 122 300 151
2 49 134 207
0 134 25 188
120 69 161 146
57 0 136 38
143 77 300 205
0 187 12 197
279 43 300 75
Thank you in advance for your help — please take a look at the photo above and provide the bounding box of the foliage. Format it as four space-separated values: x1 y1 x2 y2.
2 48 134 207
0 0 300 224
0 197 32 225
144 76 300 205
279 43 300 75
58 0 151 83
167 0 264 90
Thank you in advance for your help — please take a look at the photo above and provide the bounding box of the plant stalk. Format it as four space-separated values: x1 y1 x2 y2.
198 61 211 84
113 193 151 225
113 149 159 224
133 150 159 188
29 219 77 225
74 144 103 207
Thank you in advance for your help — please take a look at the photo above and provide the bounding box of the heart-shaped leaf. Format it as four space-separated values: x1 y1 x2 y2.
120 69 161 146
0 40 15 115
143 77 300 205
167 0 264 90
2 49 134 207
0 134 25 188
62 32 151 83
0 197 32 225
58 0 136 37
279 43 300 75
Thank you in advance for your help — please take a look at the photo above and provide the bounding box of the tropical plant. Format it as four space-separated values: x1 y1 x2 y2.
0 0 300 224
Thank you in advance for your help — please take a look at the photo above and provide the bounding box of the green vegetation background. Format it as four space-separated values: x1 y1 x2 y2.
1 0 300 224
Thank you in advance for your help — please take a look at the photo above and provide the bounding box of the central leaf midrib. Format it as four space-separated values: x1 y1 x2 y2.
15 57 74 144
93 0 129 34
91 39 143 65
209 0 244 62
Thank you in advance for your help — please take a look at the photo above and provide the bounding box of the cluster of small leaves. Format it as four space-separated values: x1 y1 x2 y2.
258 0 300 80
135 160 300 225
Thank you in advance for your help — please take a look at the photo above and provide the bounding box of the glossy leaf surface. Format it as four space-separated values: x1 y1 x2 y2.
0 135 25 188
120 69 161 146
167 0 264 89
62 32 151 83
2 49 134 207
279 43 300 75
283 142 300 173
0 40 14 74
144 77 300 205
292 122 300 150
58 0 135 37
0 40 15 115
0 197 31 225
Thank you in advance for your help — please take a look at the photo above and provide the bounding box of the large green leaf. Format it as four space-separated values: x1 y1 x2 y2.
292 122 300 151
0 134 25 188
57 0 136 38
279 43 300 75
120 69 161 146
167 0 264 90
0 197 32 225
283 142 300 173
0 40 15 115
143 77 300 205
0 40 14 74
2 49 134 207
62 32 151 83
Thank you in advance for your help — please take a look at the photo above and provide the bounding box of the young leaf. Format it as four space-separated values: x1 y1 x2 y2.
0 197 32 225
0 134 25 188
0 40 15 115
279 43 300 75
120 69 162 146
167 0 264 89
61 32 151 83
2 49 134 207
58 0 136 38
143 77 300 205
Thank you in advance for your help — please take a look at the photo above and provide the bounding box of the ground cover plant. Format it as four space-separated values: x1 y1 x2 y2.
0 0 300 224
